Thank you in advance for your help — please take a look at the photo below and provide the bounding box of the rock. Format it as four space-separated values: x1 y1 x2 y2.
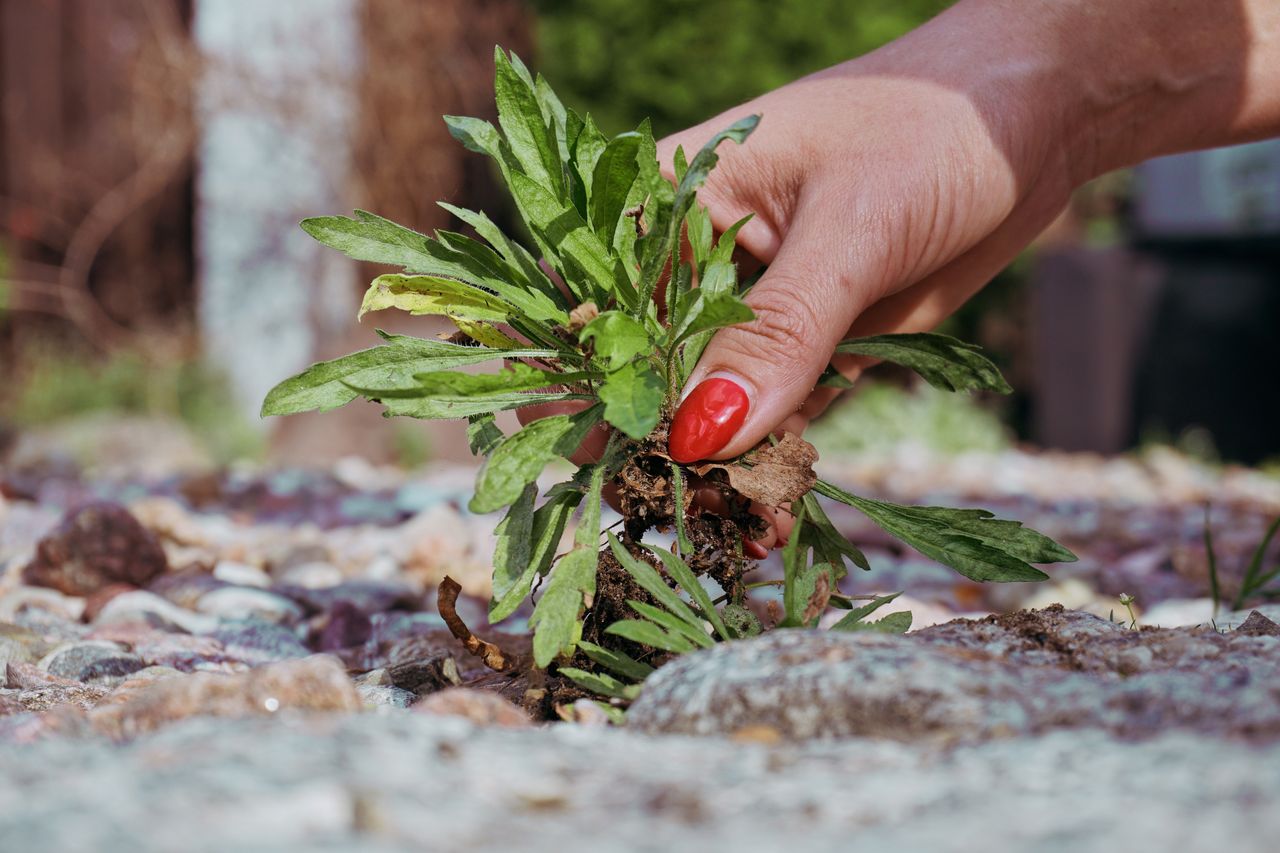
311 601 372 652
357 684 415 712
22 503 168 596
629 608 1280 741
196 588 304 624
84 655 360 740
87 624 229 672
384 654 460 697
0 623 53 666
204 622 309 666
1218 604 1280 631
414 688 531 728
38 641 146 683
82 583 138 622
1234 610 1280 637
274 561 343 589
93 590 219 635
211 561 271 588
147 569 227 611
0 586 87 624
276 580 419 617
5 664 110 712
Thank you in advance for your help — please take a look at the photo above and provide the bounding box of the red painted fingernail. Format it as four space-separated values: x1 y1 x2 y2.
668 376 750 463
743 537 769 560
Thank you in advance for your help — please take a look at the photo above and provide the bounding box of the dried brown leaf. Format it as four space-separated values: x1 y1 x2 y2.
692 433 818 507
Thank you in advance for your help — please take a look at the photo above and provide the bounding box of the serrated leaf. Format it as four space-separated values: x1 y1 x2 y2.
814 479 1064 583
299 210 442 271
557 667 640 701
627 600 714 649
829 592 902 630
797 492 870 575
407 363 590 397
671 290 754 346
605 619 695 654
722 602 762 638
490 484 536 612
835 610 913 634
589 132 642 240
577 641 655 681
686 203 713 270
472 405 604 513
834 332 1012 394
573 115 609 204
598 361 664 440
466 414 504 457
261 334 557 417
709 215 752 266
507 170 622 306
377 391 590 421
529 461 607 666
359 274 511 322
438 202 563 306
494 48 564 199
489 489 582 622
607 534 703 631
647 545 729 641
579 311 652 369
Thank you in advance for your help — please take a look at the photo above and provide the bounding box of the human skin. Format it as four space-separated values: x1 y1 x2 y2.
523 0 1280 549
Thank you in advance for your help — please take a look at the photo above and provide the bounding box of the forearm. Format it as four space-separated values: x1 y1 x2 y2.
851 0 1280 185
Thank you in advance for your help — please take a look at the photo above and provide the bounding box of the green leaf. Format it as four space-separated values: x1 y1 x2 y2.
834 611 913 634
671 290 754 347
489 489 583 622
605 619 695 654
577 641 655 680
507 170 623 306
573 115 609 204
444 115 506 158
260 334 557 417
829 592 902 630
529 461 607 666
709 215 752 266
589 132 642 240
834 333 1012 394
607 534 706 635
557 667 639 701
637 115 759 308
300 210 443 271
579 311 652 369
467 414 505 457
359 274 511 322
494 48 564 199
598 361 664 440
490 484 536 615
627 600 714 649
686 203 714 271
438 203 563 306
797 492 870 575
781 501 809 623
471 405 604 513
407 364 591 398
814 479 1064 583
377 391 591 421
647 545 730 642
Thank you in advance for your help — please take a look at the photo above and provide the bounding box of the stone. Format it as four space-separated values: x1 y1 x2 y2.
196 587 304 624
211 561 271 588
92 590 219 635
357 684 415 712
147 569 227 611
0 623 53 667
384 654 460 697
38 641 146 683
88 624 230 672
274 561 343 589
22 503 168 596
629 608 1280 742
0 586 87 624
204 622 310 666
414 687 532 728
1234 610 1280 637
83 655 360 740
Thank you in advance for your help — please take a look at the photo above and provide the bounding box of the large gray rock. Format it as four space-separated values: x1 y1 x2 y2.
0 715 1277 852
628 607 1280 741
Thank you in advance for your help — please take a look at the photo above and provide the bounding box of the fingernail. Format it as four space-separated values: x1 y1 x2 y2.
668 374 750 463
742 537 769 560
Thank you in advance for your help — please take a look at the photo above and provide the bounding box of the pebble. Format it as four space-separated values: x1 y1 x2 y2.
22 503 168 596
273 561 343 589
93 590 219 635
196 588 304 624
357 684 415 712
211 561 271 588
204 622 310 666
38 641 146 683
82 655 361 741
0 586 87 624
414 687 532 728
0 623 53 666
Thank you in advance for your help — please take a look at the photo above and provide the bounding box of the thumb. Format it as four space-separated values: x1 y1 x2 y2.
668 224 867 463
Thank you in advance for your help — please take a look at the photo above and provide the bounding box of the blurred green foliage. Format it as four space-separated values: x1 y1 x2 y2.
808 379 1010 457
7 344 262 464
533 0 953 137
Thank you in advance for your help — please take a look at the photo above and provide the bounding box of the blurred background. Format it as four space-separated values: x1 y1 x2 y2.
2 0 1279 479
